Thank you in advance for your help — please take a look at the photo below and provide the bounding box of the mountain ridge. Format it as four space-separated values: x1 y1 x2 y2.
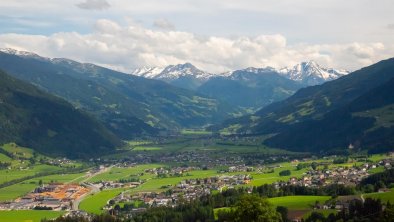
130 60 349 86
216 57 394 153
0 69 122 158
0 49 239 138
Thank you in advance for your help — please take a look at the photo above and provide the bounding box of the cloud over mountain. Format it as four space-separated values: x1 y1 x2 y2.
0 19 392 73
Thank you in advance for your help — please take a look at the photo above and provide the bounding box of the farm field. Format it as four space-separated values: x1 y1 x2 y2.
133 146 162 151
87 164 163 183
80 188 126 214
0 153 12 162
249 166 308 186
0 182 37 201
365 188 394 203
269 195 331 210
0 210 63 222
0 164 62 184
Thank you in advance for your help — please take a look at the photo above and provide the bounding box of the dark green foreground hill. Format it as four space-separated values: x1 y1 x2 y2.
0 70 121 158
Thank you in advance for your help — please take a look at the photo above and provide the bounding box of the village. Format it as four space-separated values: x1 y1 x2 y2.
104 173 252 214
0 154 392 219
98 157 394 214
281 158 393 188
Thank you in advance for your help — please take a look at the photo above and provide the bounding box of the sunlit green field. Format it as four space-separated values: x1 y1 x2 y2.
249 164 308 186
180 129 212 135
365 188 394 203
0 210 63 222
0 164 62 184
134 169 219 192
133 146 162 151
80 188 125 214
0 153 12 162
269 196 331 210
0 183 37 201
87 164 163 183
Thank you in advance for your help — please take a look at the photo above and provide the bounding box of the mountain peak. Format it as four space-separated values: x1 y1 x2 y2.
0 48 49 61
279 61 349 85
131 63 214 80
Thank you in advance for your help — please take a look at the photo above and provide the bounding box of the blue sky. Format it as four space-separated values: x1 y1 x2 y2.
0 0 393 72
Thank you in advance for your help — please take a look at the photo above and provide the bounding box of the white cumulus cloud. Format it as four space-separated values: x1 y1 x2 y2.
0 19 393 73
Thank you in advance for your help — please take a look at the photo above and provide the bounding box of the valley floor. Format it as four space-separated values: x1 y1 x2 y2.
0 137 393 222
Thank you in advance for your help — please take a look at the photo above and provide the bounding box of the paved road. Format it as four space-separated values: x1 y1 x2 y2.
72 183 100 210
71 165 114 210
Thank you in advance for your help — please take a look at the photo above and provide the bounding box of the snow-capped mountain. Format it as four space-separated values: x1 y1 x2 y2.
0 48 49 61
278 61 349 86
1 48 348 86
131 66 165 79
131 63 214 80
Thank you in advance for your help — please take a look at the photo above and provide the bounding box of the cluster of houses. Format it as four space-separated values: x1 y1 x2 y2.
0 183 89 211
41 158 74 167
105 174 252 211
144 166 200 177
96 181 141 190
99 149 285 168
285 159 392 188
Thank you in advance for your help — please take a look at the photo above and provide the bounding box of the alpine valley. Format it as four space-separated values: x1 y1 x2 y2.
2 48 393 157
1 48 394 222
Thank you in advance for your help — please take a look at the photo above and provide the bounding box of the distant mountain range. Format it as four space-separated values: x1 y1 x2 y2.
131 61 347 109
216 58 394 153
0 69 121 158
131 61 349 87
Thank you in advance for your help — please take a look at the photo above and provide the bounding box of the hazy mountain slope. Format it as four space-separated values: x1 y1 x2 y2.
197 69 302 108
216 58 394 145
0 50 238 135
264 76 394 153
0 70 121 158
0 52 157 138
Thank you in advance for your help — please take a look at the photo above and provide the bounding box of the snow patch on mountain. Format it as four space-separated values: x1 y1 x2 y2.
278 61 349 85
1 48 349 85
0 48 49 61
131 63 214 80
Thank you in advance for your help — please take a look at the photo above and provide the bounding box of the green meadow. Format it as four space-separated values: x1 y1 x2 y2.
80 188 126 214
0 210 63 222
365 188 394 203
87 164 163 183
269 195 331 210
